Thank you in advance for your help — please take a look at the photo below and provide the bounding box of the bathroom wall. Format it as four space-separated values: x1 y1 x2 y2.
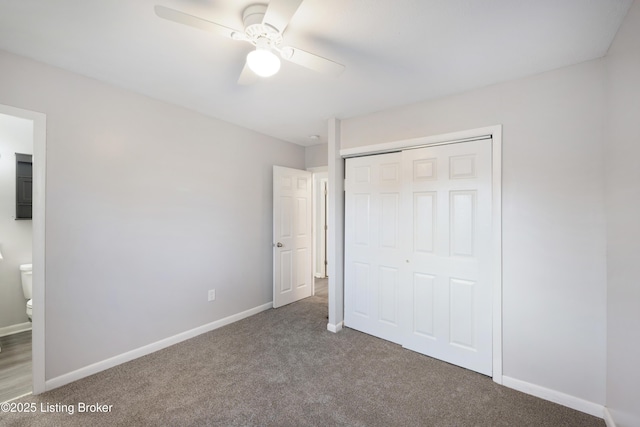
0 113 33 330
0 49 305 381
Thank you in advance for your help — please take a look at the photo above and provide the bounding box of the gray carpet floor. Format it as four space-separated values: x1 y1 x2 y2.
1 279 603 426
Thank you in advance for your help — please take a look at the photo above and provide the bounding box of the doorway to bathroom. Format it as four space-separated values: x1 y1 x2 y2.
313 170 328 281
0 104 46 401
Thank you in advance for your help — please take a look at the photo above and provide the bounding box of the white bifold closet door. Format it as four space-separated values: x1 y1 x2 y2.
344 139 492 376
345 151 405 344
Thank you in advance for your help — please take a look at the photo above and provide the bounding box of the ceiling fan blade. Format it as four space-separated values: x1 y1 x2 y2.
237 62 259 85
262 0 304 34
154 5 243 40
281 47 345 76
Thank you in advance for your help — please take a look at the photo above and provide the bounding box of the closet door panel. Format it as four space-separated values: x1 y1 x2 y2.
402 140 492 376
345 153 404 344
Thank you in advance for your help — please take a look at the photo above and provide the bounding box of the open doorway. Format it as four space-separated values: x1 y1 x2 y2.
309 168 328 300
313 171 328 280
0 113 34 402
0 104 46 399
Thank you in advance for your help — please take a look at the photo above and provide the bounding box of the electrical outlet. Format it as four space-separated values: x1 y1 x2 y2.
208 289 216 302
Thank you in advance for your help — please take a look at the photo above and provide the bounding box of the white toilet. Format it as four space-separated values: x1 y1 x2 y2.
20 263 33 321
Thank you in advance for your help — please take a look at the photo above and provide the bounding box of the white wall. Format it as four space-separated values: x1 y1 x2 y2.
0 50 305 380
605 1 640 425
0 113 33 329
340 60 608 406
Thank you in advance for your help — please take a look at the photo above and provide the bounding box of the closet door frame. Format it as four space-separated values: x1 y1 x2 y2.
338 125 503 384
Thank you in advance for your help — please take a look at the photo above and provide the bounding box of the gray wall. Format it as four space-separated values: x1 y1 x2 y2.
605 1 640 426
305 143 328 169
0 113 33 328
0 50 305 380
341 60 608 405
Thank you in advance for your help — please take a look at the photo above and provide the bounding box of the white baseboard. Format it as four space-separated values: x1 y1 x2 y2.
502 376 604 418
492 373 503 385
45 302 273 391
603 407 616 427
0 322 32 337
327 321 343 333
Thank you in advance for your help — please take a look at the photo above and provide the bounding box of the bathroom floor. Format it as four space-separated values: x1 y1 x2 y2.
0 330 32 402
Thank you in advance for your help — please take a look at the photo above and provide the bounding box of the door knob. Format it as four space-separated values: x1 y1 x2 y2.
276 242 284 247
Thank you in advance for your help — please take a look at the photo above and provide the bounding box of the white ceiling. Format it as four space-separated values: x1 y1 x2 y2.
0 0 632 146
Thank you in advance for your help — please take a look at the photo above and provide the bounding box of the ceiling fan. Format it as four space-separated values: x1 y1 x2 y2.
155 0 345 85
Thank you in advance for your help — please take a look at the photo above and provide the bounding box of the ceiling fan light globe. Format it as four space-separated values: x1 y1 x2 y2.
247 49 281 77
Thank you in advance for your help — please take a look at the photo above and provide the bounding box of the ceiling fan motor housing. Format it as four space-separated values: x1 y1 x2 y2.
242 4 283 48
154 2 345 81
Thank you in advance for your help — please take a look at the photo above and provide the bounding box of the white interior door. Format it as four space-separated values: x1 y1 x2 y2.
344 139 493 375
273 166 313 308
